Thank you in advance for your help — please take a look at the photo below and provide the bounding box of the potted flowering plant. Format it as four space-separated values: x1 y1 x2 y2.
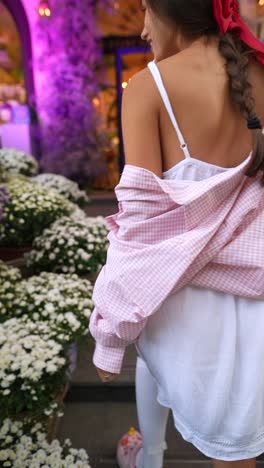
0 178 72 257
33 173 91 207
26 216 109 279
0 317 69 420
0 268 94 441
0 270 94 379
0 148 39 176
0 419 92 467
0 272 94 338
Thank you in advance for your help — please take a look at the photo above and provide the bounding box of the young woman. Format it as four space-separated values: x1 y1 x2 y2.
89 1 264 467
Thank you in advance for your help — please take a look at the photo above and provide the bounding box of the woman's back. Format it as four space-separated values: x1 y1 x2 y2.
155 40 264 173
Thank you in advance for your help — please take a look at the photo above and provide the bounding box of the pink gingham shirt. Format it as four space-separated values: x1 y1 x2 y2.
89 156 264 374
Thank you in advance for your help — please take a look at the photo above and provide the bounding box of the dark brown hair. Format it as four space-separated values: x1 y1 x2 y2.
146 0 264 183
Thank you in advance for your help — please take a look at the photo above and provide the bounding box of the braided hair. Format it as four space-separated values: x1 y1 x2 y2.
218 32 264 182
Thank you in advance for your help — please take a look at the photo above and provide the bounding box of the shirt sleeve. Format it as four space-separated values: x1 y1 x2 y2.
89 267 148 373
92 341 126 374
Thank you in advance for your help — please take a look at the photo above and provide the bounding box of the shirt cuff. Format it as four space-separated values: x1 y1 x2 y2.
92 343 126 374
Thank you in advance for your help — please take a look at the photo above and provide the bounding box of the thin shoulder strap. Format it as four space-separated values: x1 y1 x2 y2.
148 61 191 159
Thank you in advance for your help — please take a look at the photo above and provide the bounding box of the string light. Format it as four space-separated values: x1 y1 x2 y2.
92 97 100 108
38 1 51 17
122 81 128 89
259 0 264 6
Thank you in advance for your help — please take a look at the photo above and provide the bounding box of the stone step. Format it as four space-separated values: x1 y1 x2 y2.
85 190 117 218
88 190 117 202
94 462 213 468
58 400 209 467
58 399 264 467
94 462 264 468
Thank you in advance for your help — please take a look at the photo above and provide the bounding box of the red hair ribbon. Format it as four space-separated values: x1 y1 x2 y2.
212 0 264 66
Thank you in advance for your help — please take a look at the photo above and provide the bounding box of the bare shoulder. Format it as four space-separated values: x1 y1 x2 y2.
121 66 163 176
122 66 160 109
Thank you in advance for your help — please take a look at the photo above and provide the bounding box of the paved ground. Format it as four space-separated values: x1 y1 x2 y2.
93 462 264 467
85 190 117 218
91 461 215 467
58 397 264 468
58 399 212 467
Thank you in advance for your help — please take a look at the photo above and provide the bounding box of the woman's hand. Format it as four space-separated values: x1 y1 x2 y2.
96 367 120 383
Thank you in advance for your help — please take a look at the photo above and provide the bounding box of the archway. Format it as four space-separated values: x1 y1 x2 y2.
1 0 35 103
0 0 40 156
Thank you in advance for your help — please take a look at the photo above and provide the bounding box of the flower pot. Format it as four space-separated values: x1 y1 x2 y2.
0 246 32 262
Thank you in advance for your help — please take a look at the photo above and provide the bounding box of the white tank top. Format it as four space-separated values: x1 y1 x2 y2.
147 60 230 181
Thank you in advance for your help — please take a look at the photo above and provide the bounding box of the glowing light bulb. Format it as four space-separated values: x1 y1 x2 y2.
112 136 120 145
93 97 100 108
122 82 128 89
38 1 51 17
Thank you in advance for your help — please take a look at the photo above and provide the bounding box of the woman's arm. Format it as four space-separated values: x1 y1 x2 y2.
121 67 163 176
89 68 163 374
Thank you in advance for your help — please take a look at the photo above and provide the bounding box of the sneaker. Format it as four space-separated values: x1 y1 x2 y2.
116 427 143 468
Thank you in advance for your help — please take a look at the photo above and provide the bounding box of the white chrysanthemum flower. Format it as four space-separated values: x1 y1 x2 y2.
33 173 90 207
0 148 38 176
0 179 72 248
1 272 93 344
0 419 91 466
0 450 8 460
0 318 67 415
27 216 109 276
